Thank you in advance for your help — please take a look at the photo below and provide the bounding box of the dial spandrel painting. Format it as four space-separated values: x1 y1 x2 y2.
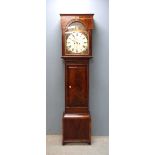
65 22 89 55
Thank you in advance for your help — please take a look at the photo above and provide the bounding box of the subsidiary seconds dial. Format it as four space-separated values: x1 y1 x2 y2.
66 32 88 53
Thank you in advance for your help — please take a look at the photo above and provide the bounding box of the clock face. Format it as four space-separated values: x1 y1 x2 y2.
65 21 89 55
66 32 88 54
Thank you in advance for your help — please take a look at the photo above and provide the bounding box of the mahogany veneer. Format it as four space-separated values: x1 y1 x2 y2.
60 14 94 145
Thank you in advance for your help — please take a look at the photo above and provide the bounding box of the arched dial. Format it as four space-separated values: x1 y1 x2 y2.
66 32 88 54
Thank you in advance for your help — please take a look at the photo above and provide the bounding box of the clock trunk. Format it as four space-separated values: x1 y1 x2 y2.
65 60 88 108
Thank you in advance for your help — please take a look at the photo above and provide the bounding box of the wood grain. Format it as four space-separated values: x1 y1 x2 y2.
60 14 94 145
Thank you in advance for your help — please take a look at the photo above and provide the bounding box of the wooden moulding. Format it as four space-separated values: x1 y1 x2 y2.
61 56 93 60
65 107 89 113
60 14 94 30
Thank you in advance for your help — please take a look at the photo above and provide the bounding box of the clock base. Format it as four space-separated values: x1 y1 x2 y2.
62 113 91 145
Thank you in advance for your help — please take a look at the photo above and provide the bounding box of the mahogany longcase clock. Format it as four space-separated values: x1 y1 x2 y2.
60 14 94 145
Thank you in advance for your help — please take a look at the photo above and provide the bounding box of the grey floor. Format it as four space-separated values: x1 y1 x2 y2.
46 135 109 155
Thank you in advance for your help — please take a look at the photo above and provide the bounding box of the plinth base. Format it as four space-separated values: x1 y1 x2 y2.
62 113 91 145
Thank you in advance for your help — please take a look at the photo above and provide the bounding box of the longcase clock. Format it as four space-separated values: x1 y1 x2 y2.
60 14 94 145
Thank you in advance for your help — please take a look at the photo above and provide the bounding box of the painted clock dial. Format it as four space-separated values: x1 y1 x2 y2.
65 21 89 55
66 32 88 53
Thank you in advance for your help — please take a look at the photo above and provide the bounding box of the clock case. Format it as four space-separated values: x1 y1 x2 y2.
60 14 94 145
